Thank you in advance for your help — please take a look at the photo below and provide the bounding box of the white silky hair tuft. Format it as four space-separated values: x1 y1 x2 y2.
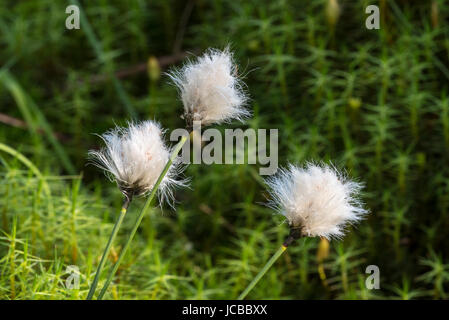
167 47 250 126
265 162 368 240
88 120 186 204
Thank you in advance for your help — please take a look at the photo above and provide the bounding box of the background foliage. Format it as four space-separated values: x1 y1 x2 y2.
1 0 449 299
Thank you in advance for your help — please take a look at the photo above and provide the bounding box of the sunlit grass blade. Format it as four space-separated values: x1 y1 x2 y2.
0 142 53 216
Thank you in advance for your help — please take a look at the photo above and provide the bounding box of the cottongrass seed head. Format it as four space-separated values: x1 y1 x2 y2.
88 120 186 204
167 47 250 128
265 162 368 240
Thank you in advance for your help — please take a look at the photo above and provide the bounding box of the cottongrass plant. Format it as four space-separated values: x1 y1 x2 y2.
238 162 368 299
87 120 187 299
167 47 250 162
89 121 183 202
167 47 250 129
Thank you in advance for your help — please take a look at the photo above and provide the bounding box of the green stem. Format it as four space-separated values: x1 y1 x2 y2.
86 197 131 300
238 245 287 300
97 136 188 300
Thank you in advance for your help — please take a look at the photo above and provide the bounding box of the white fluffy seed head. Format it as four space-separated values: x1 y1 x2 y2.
167 47 250 127
265 163 368 240
88 120 185 204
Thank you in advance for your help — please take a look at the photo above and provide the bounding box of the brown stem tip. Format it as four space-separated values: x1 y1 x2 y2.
283 227 302 248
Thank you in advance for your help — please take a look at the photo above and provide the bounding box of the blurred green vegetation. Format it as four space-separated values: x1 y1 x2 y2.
1 0 449 299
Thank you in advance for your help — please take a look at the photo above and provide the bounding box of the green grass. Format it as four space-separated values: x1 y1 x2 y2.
1 0 449 299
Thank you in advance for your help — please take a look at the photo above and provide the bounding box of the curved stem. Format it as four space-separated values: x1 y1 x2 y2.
97 135 188 299
238 245 287 300
86 197 131 300
0 142 53 215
